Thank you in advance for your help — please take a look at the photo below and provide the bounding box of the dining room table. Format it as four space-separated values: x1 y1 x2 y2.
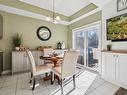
40 55 63 82
40 56 63 67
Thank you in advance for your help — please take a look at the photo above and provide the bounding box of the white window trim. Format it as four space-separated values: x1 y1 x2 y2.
72 21 102 49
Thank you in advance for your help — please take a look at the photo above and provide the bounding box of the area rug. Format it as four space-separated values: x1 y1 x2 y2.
114 87 127 95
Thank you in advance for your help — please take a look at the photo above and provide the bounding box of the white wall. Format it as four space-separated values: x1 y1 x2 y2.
102 0 127 50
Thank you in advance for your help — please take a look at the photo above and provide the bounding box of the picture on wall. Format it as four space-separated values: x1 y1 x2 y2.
107 13 127 41
117 0 127 11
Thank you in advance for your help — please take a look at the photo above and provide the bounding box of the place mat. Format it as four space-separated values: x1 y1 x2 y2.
114 87 127 95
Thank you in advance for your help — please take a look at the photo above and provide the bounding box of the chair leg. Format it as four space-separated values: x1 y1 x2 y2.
45 73 48 77
29 72 33 83
73 75 76 89
60 79 63 95
51 72 54 84
32 78 36 90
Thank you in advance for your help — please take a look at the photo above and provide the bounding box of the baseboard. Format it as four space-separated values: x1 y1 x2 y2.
1 70 11 75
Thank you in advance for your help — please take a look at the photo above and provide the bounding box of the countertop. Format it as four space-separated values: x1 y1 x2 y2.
102 50 127 54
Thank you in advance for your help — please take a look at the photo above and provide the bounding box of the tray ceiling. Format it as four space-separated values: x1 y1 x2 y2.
19 0 91 16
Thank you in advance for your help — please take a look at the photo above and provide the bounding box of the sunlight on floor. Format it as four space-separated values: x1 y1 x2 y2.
52 71 97 95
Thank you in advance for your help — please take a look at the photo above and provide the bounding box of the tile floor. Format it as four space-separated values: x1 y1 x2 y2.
0 70 120 95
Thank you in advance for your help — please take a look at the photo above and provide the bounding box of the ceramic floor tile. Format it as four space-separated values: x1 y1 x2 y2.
76 76 91 82
81 71 97 80
17 82 31 90
93 76 105 85
16 89 33 95
5 75 18 82
0 70 120 95
0 86 16 95
33 88 50 95
3 80 17 87
68 88 84 95
83 81 101 94
96 84 117 95
32 85 47 94
103 81 119 91
87 90 105 95
77 79 96 91
0 81 4 88
0 77 5 83
48 84 59 93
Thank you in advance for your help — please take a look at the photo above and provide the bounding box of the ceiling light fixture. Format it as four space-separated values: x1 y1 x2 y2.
46 0 61 24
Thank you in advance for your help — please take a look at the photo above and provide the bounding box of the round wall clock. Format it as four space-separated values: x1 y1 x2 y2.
37 26 51 41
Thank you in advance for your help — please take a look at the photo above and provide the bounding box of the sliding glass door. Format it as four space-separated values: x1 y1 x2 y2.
73 23 101 72
73 30 86 66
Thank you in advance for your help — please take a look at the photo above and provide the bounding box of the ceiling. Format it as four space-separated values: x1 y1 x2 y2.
19 0 91 16
89 0 112 8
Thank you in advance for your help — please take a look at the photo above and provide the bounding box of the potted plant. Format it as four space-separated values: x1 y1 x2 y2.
107 44 112 51
12 33 22 51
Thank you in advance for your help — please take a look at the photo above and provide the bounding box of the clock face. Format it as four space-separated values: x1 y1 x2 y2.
117 0 127 11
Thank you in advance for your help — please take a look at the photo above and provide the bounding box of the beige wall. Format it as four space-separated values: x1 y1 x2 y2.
0 11 68 70
0 14 2 39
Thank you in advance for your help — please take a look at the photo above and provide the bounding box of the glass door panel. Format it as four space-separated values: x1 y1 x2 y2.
73 23 101 72
86 26 99 71
74 31 85 65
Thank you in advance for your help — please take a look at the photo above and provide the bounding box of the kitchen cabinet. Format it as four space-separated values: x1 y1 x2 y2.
102 51 127 89
116 53 127 87
12 51 43 74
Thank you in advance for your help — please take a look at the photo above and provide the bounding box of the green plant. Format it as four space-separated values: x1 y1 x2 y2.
107 44 112 51
13 33 22 47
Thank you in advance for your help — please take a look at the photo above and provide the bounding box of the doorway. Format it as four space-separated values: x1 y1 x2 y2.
73 22 101 72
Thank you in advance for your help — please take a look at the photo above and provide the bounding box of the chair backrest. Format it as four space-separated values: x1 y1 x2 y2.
26 50 36 73
43 48 53 57
61 51 79 79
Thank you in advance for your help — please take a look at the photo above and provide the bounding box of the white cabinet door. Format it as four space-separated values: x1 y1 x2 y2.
102 53 116 81
12 52 24 73
116 53 127 86
102 52 106 78
12 52 31 73
23 52 30 72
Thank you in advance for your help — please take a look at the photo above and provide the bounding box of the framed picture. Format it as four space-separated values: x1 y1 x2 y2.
106 13 127 42
117 0 127 11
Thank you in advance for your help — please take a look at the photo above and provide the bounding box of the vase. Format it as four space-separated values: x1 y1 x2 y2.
61 42 65 49
15 47 20 51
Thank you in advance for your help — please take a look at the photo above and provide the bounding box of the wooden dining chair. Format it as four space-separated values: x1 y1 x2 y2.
26 50 52 90
52 51 79 95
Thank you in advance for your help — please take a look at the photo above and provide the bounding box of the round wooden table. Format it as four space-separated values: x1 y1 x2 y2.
40 56 63 67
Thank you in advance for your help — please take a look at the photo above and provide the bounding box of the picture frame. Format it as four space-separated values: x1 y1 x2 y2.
106 13 127 42
37 26 51 41
117 0 127 11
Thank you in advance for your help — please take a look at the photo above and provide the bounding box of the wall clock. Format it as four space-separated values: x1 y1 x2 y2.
117 0 127 11
37 26 51 41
